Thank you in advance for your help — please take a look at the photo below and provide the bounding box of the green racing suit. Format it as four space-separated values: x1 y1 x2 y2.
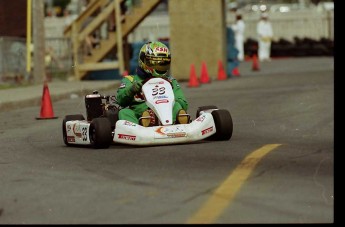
116 73 189 125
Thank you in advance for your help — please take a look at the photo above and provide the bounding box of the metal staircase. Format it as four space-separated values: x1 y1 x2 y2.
64 0 162 80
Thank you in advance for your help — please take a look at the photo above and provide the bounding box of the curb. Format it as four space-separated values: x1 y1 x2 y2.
0 81 120 112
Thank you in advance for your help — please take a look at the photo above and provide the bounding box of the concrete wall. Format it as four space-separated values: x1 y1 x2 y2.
169 0 227 81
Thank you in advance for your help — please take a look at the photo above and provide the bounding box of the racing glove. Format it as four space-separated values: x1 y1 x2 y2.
127 80 143 96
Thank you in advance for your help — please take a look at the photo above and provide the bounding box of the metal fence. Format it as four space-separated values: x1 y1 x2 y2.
0 37 27 82
0 36 73 83
45 37 74 80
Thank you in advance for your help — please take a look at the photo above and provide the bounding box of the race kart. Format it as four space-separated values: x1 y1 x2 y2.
62 77 233 148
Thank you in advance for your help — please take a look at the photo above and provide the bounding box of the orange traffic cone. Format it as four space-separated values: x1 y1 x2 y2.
36 81 58 120
200 61 210 84
232 67 241 77
217 60 227 80
252 54 260 71
188 64 199 88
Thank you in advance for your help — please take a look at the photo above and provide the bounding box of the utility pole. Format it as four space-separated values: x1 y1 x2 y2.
32 0 46 84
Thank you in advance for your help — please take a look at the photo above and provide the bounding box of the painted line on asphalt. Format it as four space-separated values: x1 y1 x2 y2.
186 144 282 224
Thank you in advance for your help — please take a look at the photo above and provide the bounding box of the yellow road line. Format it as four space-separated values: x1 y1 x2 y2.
187 144 282 224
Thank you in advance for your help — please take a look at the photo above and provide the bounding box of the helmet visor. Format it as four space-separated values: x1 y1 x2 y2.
145 55 171 74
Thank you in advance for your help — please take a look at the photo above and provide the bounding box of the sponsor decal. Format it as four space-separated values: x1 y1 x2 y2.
124 121 137 126
155 126 186 138
147 80 168 85
119 83 126 88
72 124 88 141
156 127 165 135
67 125 71 132
201 126 213 135
196 115 206 122
155 47 168 52
67 136 75 142
146 56 170 62
153 95 168 100
155 99 169 104
167 132 186 138
118 134 136 141
72 123 82 138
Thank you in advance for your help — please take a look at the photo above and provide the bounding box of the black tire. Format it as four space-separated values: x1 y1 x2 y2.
196 105 218 118
208 109 233 141
103 109 119 129
62 114 85 146
89 118 113 149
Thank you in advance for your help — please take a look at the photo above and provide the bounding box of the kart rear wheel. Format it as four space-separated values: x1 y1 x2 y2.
196 105 218 118
62 114 85 146
89 118 113 149
208 109 233 141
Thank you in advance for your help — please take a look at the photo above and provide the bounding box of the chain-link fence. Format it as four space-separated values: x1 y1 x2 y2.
45 37 74 81
0 36 73 84
0 37 27 83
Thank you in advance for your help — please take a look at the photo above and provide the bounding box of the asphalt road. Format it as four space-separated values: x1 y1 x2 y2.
0 58 334 224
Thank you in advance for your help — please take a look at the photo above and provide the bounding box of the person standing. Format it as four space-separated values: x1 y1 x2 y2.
232 14 246 61
63 9 77 29
256 13 273 61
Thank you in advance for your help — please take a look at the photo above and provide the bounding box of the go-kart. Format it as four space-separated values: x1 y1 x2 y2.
62 77 233 148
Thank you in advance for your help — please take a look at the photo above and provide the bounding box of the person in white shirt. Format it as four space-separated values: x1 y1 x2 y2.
232 14 246 61
63 9 78 29
256 13 274 61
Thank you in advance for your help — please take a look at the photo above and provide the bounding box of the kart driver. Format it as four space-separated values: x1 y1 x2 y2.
116 41 189 126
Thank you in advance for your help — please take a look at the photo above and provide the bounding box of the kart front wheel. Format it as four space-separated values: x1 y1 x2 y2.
103 109 119 129
196 105 218 118
62 114 85 146
89 118 113 149
209 109 233 141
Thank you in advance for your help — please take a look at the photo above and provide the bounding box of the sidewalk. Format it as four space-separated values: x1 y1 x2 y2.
0 80 120 112
0 57 334 112
237 56 334 77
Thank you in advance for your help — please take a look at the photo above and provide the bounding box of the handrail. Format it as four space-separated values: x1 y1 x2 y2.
66 0 162 80
63 0 109 36
77 1 115 43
